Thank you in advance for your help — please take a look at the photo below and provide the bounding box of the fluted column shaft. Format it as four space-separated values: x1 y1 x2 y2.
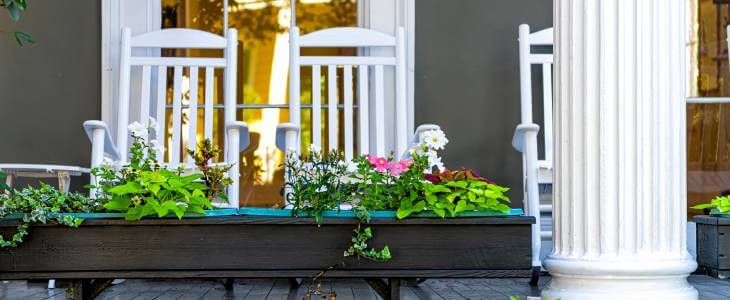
543 0 697 299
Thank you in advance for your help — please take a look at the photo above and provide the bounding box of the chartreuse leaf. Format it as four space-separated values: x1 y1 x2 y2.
691 195 730 213
103 196 131 211
691 203 715 210
188 205 206 214
125 206 144 221
181 173 204 183
172 205 186 219
107 182 143 195
431 207 446 218
444 181 468 189
396 200 425 219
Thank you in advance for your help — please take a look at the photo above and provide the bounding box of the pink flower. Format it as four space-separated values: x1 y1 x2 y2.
367 155 391 172
389 159 413 176
375 160 391 172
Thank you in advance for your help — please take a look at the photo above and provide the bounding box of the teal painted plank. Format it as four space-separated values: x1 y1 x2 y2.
239 208 523 218
1 209 238 220
710 209 730 216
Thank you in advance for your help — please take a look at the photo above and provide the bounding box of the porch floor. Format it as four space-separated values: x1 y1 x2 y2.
0 275 728 300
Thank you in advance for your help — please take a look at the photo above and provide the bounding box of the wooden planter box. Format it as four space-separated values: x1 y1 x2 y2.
694 215 730 278
0 215 533 299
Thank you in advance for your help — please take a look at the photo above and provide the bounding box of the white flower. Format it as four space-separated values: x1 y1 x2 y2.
149 139 164 154
147 117 158 132
424 149 445 172
175 202 188 208
308 144 322 154
422 129 448 150
128 121 147 138
101 157 115 167
338 160 358 173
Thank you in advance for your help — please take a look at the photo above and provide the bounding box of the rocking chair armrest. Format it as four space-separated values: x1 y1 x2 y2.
512 123 540 153
225 121 250 152
83 120 120 160
412 124 442 144
275 123 300 152
398 124 442 159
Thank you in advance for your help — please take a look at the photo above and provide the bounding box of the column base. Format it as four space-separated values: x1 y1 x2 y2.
542 255 698 300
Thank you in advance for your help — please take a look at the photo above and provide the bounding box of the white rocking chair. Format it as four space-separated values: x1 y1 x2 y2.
512 24 554 282
275 22 438 159
84 27 249 208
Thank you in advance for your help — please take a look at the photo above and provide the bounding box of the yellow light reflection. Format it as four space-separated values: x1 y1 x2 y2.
251 5 290 184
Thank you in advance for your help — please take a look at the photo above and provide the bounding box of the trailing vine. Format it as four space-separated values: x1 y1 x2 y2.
0 183 100 247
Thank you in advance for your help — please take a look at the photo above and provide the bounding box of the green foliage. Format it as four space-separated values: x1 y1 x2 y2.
98 169 212 221
351 154 430 212
692 195 730 213
1 0 25 21
284 148 394 261
285 147 512 261
186 139 234 201
92 129 226 221
283 148 356 223
0 171 10 193
0 183 99 247
1 0 33 46
344 223 391 261
398 179 511 219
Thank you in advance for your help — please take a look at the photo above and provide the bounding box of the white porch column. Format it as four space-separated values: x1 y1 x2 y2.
543 0 697 299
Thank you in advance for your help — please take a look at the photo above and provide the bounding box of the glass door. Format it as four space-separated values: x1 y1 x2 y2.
159 0 358 207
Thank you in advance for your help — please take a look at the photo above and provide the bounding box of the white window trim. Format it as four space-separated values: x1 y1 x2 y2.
101 0 415 138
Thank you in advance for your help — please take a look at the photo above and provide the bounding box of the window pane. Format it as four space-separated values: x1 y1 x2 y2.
161 0 357 207
689 0 730 217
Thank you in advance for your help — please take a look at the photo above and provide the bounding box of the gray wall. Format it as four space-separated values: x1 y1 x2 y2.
0 1 100 189
415 0 552 206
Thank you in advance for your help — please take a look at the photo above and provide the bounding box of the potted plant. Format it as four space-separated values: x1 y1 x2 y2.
693 191 730 278
89 121 236 221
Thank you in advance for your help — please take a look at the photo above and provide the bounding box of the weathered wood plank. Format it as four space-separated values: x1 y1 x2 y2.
0 217 532 276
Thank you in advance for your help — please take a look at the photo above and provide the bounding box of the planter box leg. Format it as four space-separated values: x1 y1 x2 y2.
530 266 540 286
68 279 112 300
288 278 302 288
69 280 84 300
389 278 401 300
224 278 234 290
365 278 400 300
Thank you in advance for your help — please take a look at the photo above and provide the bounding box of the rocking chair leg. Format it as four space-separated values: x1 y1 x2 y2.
224 278 235 290
529 266 541 286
